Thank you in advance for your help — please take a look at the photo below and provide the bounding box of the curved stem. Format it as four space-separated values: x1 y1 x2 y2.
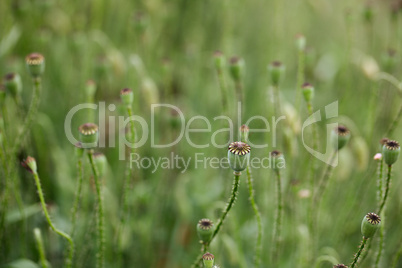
378 165 392 215
32 171 74 268
377 159 384 208
374 216 385 268
350 237 368 268
314 150 337 205
88 150 105 268
246 166 262 267
271 169 282 264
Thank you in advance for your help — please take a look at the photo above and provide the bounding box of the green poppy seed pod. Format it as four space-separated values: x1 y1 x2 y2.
270 150 285 171
214 51 225 71
333 265 348 268
331 125 350 150
361 212 381 239
197 219 214 244
85 80 97 99
25 53 45 78
301 82 314 102
382 140 400 166
93 152 107 177
74 142 84 159
268 61 285 86
295 34 306 52
22 156 37 174
78 123 99 149
3 73 22 99
120 88 134 106
202 252 214 268
228 141 251 172
239 124 249 143
229 57 244 82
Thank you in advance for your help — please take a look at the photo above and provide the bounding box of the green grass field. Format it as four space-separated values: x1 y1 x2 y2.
0 0 401 267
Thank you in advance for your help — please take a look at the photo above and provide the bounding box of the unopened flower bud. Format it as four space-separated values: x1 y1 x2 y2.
228 141 251 172
373 153 382 161
202 252 214 268
268 61 285 86
270 150 285 171
229 57 244 82
3 73 22 99
78 123 99 149
22 156 37 174
331 125 350 150
197 218 214 244
301 82 314 102
239 124 249 142
120 88 134 106
25 53 45 78
361 212 381 239
382 140 400 166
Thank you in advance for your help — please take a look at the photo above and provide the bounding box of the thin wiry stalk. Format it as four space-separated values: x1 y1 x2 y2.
378 165 392 215
374 216 385 268
271 169 282 264
246 166 262 267
391 240 402 268
295 49 305 113
350 237 368 268
34 228 48 268
386 102 402 137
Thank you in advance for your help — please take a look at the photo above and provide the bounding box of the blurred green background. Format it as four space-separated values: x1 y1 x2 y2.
0 0 401 267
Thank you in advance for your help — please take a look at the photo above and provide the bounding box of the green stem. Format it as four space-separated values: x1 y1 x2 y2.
246 166 262 267
386 102 402 137
378 165 392 215
34 228 48 268
295 49 305 113
0 141 9 254
88 150 105 268
377 159 384 210
216 68 228 115
32 171 74 268
374 215 385 268
314 150 337 206
391 240 402 268
272 169 282 264
350 237 368 268
11 77 41 156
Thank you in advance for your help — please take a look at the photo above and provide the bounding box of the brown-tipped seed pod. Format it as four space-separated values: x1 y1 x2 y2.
331 125 350 150
382 140 400 166
120 88 134 106
78 123 99 149
93 152 107 177
268 61 285 86
25 53 45 78
270 150 285 171
333 265 348 268
202 252 214 268
239 124 249 143
197 218 214 244
214 51 225 71
361 212 381 239
229 57 244 82
301 82 314 102
3 73 22 99
228 141 251 172
22 156 37 174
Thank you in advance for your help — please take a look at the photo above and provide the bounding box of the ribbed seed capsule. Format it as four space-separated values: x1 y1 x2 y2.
78 123 99 149
202 252 214 268
120 88 134 106
197 219 214 244
382 140 400 166
361 212 381 239
227 141 251 172
331 125 350 150
25 53 45 78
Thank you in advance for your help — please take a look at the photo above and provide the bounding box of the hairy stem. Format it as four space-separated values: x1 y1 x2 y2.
350 237 368 268
34 228 48 268
272 169 283 264
378 165 392 215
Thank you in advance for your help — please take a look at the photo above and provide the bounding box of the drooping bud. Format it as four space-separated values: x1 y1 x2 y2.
93 152 107 177
239 124 249 143
197 218 214 244
229 57 244 82
120 88 134 106
25 53 45 78
270 150 285 171
268 61 285 86
361 212 381 238
301 82 314 102
78 123 99 149
295 34 306 52
22 156 37 174
3 73 22 100
213 51 225 71
227 141 251 172
331 125 351 150
202 252 214 268
382 140 400 166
